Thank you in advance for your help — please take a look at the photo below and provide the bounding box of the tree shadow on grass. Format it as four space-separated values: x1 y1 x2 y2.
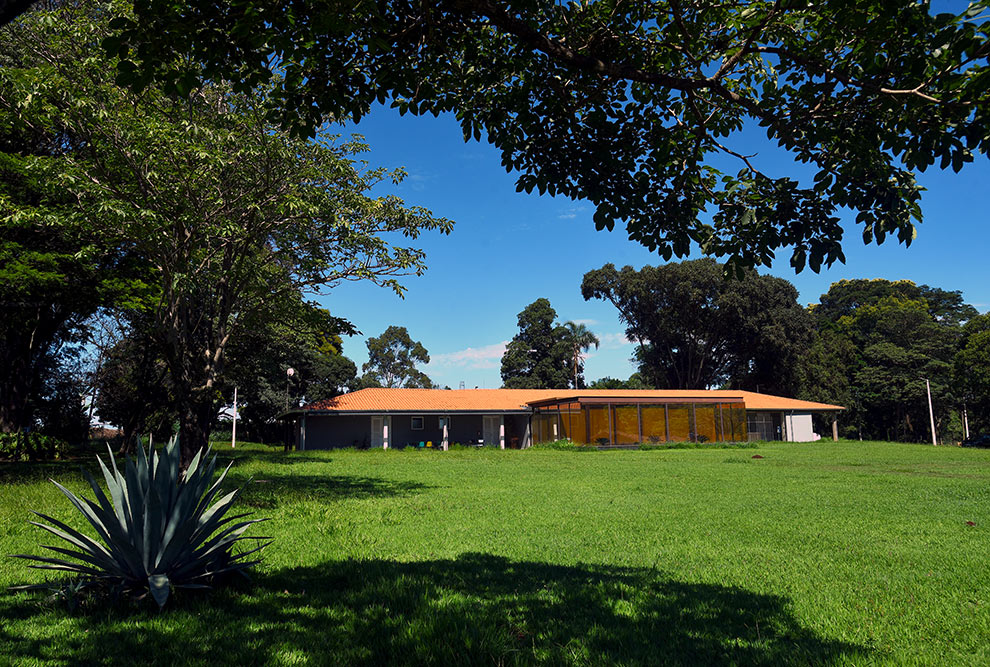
223 470 436 508
218 448 333 466
0 447 328 485
2 553 868 666
0 459 85 485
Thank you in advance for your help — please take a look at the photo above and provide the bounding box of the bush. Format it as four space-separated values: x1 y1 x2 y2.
0 432 69 461
638 441 758 451
11 437 269 608
530 439 597 451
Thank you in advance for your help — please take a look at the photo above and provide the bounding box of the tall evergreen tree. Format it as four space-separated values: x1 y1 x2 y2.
501 299 572 389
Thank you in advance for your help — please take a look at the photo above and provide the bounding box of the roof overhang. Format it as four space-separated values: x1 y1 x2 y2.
292 409 533 416
527 395 747 408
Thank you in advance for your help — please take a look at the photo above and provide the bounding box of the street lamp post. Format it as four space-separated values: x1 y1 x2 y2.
285 367 295 411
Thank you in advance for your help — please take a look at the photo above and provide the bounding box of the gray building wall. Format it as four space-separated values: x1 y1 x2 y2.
302 415 371 450
299 412 534 450
390 414 444 448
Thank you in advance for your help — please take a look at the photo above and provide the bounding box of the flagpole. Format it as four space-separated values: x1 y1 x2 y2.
231 386 238 449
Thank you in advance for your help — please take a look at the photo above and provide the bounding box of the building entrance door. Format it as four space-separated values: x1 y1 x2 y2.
371 416 384 448
483 416 499 447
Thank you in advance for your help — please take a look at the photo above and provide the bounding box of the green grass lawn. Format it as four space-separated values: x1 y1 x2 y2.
1 441 988 665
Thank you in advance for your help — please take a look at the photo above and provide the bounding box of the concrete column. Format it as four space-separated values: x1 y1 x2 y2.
383 418 389 450
499 416 505 450
300 413 307 451
442 418 449 451
832 417 839 442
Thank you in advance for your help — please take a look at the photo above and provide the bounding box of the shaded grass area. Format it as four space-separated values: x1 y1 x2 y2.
1 555 863 666
2 441 989 665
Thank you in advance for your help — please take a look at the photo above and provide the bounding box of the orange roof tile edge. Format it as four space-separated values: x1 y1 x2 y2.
304 388 843 412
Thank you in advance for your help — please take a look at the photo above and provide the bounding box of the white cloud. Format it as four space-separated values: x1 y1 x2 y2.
569 318 598 326
558 205 588 219
428 341 509 370
598 332 635 350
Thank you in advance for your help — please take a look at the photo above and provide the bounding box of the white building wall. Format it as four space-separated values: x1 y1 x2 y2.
784 412 820 442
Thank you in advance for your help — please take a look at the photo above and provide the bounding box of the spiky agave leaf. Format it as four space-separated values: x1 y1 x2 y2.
9 436 270 608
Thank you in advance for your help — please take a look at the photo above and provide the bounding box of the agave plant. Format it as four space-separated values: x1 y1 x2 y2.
11 437 269 607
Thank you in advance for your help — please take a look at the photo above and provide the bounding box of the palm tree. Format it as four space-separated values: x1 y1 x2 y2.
564 322 600 389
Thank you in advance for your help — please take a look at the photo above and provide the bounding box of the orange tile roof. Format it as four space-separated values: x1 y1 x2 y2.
304 388 843 412
734 391 844 411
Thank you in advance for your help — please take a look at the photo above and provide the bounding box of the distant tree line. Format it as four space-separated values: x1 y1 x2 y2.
502 260 988 443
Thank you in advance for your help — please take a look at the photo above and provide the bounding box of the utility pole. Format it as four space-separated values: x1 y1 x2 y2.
925 378 937 446
231 386 238 449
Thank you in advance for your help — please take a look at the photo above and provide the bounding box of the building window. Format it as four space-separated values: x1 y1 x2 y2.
411 416 424 430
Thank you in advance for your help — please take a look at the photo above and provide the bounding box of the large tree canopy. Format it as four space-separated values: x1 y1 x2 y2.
103 0 990 271
1 2 451 464
582 260 813 393
809 278 975 441
0 20 150 435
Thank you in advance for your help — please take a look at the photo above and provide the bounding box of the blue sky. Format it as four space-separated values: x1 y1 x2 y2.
318 106 990 391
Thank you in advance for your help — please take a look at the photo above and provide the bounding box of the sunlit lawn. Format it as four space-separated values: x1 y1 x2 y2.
2 440 988 665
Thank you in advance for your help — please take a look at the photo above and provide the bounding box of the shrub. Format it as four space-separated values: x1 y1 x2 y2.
530 439 597 451
0 432 69 461
638 441 758 451
11 438 269 608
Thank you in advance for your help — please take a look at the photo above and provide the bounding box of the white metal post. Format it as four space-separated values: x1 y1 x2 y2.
499 416 505 450
383 418 389 450
925 378 937 446
963 406 970 440
442 418 449 451
231 386 238 449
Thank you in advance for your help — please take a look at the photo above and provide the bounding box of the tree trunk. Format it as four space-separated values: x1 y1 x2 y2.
177 397 214 469
0 354 33 434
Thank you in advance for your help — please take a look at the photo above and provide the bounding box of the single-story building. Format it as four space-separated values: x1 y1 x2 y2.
283 388 844 450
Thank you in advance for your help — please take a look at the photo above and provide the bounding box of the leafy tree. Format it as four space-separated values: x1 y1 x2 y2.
0 24 149 435
1 2 451 465
223 304 358 443
813 279 977 326
563 322 599 389
954 313 990 434
501 299 572 389
92 318 174 452
589 373 652 390
839 296 957 441
582 260 812 393
104 1 990 272
362 326 433 389
809 279 972 441
352 374 384 391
